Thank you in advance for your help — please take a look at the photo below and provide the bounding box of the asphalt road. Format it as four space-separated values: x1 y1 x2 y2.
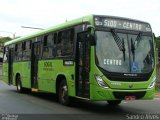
0 80 160 120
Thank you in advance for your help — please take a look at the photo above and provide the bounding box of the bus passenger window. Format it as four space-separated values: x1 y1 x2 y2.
57 32 62 57
23 41 31 60
65 29 74 56
42 34 54 58
22 42 26 60
16 43 23 61
3 47 8 62
57 29 74 57
15 44 18 61
52 33 57 56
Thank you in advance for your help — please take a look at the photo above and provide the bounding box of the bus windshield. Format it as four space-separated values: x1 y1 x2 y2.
96 31 154 73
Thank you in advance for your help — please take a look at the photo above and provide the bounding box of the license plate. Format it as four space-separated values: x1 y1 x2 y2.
125 96 136 101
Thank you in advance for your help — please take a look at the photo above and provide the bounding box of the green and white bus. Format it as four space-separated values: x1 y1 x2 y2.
2 15 156 105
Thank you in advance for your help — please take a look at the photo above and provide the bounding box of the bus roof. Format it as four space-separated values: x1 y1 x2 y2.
4 14 151 46
4 15 94 46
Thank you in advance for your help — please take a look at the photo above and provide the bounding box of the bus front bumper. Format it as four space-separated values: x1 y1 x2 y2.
90 85 155 101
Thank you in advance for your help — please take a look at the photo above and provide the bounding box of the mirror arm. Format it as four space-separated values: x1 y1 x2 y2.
86 25 95 32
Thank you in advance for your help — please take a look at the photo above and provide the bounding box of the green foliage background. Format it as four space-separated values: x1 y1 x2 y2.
0 37 12 43
155 35 160 91
0 37 12 52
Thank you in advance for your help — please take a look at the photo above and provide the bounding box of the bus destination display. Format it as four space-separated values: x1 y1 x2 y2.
94 17 151 32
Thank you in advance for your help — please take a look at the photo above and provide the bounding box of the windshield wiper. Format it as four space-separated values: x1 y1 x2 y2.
111 29 126 61
131 32 142 61
134 32 142 48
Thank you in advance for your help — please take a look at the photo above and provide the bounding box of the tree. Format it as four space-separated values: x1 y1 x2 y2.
155 36 160 48
0 37 12 52
0 37 12 43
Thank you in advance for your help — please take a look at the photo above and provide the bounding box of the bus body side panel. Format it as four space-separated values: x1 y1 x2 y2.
13 62 20 85
2 63 8 84
38 60 76 96
13 62 31 88
21 61 31 88
38 60 55 92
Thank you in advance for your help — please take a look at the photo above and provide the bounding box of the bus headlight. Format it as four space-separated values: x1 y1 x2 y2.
94 74 109 89
148 76 156 89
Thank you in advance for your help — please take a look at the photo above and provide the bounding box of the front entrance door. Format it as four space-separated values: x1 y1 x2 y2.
31 42 41 89
76 32 90 98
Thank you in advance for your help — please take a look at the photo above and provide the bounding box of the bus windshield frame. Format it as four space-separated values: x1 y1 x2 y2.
95 29 154 75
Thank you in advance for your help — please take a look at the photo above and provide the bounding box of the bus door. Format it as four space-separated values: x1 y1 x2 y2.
8 48 14 85
31 42 41 90
76 32 90 98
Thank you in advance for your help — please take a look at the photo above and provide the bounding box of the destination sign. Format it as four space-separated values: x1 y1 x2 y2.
94 17 152 32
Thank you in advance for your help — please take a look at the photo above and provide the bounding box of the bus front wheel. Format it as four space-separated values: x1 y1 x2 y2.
107 100 122 105
58 80 70 105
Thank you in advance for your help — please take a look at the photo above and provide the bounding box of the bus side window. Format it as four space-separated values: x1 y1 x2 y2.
53 33 57 57
3 47 8 62
22 42 26 60
65 29 74 56
27 41 31 60
17 43 23 61
23 41 31 60
57 32 62 57
15 44 18 61
57 29 74 57
42 34 54 58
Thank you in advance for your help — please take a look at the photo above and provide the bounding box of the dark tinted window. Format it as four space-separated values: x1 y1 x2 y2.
42 34 55 58
57 29 74 57
15 43 22 61
23 41 31 60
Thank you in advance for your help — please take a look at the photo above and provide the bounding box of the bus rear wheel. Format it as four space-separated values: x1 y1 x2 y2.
107 100 122 105
58 80 70 105
16 75 23 93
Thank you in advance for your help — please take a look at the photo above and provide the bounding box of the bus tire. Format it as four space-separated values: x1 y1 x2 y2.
16 75 23 93
107 100 122 106
58 80 70 105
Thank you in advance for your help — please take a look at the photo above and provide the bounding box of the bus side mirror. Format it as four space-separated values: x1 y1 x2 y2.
87 34 96 46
